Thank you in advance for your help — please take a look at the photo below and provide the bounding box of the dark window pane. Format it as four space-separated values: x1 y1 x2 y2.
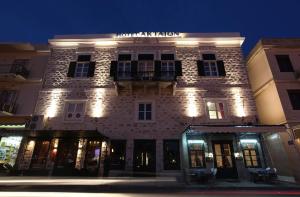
118 54 131 61
202 54 216 60
146 112 152 120
288 90 300 110
146 104 152 111
138 54 154 60
110 140 126 170
139 112 144 120
276 55 294 72
139 104 145 111
161 54 175 60
163 140 180 170
77 55 91 62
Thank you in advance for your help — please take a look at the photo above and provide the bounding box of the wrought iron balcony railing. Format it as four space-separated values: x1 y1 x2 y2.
0 63 30 78
116 71 176 81
0 102 17 114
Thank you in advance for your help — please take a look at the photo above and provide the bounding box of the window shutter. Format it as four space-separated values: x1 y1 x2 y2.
131 61 138 79
110 61 118 80
77 55 91 62
88 62 96 77
197 61 205 76
175 61 182 76
67 62 77 77
217 60 226 76
154 61 161 79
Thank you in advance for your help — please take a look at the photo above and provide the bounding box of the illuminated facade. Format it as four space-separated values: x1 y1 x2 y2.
0 43 49 168
247 39 300 182
11 33 285 179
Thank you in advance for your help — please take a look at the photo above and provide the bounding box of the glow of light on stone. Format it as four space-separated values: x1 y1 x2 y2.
46 89 63 118
91 89 106 118
185 89 199 117
95 41 117 46
231 87 246 118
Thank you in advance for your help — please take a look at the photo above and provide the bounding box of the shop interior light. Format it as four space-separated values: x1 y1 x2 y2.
240 139 258 143
0 124 26 129
188 140 205 144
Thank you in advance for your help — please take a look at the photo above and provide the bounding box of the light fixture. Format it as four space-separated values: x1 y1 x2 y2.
240 139 258 144
188 140 205 144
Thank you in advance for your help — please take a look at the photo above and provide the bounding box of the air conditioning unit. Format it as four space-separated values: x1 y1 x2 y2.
28 115 44 130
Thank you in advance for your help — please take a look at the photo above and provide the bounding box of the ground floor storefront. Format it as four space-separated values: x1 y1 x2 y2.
0 125 295 181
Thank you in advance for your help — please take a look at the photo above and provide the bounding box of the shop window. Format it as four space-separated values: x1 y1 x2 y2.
84 140 101 174
206 101 226 120
30 140 51 169
275 55 294 72
163 140 180 170
110 140 126 170
188 140 206 168
241 142 261 168
0 136 22 166
64 102 85 121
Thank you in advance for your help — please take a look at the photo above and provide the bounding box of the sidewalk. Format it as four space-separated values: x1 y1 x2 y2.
0 177 299 193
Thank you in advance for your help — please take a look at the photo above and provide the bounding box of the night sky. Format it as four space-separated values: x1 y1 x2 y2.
1 0 300 55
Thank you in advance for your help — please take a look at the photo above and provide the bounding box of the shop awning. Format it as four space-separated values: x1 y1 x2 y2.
184 125 286 134
0 116 30 129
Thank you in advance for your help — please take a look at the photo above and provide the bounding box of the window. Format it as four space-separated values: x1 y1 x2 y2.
75 62 89 78
197 54 226 77
287 90 300 110
204 61 218 76
188 140 205 168
161 61 175 78
138 103 152 121
64 102 85 121
275 55 294 72
241 142 260 168
30 140 51 169
206 101 225 119
138 54 154 80
118 61 131 78
163 140 180 170
110 140 126 170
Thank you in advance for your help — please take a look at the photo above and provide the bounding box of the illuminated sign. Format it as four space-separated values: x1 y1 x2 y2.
116 32 181 38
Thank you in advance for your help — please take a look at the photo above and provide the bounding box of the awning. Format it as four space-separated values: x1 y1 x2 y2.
0 116 30 129
184 125 286 134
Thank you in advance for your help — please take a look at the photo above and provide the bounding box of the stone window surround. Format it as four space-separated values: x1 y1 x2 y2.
63 99 87 122
203 98 229 122
135 100 156 123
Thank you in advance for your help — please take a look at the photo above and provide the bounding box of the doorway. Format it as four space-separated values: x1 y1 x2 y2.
212 140 238 179
133 140 156 174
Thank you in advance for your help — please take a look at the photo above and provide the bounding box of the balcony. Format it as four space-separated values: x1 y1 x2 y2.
0 102 17 115
116 71 177 81
0 61 30 81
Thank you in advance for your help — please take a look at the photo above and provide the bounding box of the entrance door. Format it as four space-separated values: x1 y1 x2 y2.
212 141 238 179
133 140 156 174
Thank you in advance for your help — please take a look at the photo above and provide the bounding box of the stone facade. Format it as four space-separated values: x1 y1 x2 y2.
30 33 258 174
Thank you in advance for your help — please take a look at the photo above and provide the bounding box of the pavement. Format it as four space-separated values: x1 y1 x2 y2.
0 177 300 196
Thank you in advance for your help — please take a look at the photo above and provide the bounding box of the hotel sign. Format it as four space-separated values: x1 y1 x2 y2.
116 32 181 38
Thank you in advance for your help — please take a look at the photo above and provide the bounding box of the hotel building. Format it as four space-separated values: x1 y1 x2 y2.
1 33 286 180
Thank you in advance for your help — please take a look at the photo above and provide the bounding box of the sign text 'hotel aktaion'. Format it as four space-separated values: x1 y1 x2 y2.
116 32 181 38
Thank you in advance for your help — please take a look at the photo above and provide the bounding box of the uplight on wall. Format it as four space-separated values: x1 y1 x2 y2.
175 40 198 46
46 89 63 118
230 87 246 118
185 89 199 117
91 89 106 118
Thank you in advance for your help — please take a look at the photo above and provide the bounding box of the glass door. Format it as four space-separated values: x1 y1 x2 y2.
133 140 156 174
138 61 154 80
212 141 238 179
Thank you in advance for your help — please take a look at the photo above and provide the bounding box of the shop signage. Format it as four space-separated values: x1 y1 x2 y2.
116 32 181 38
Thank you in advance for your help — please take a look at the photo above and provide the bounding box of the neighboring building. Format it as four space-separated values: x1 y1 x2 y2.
247 39 300 182
15 33 284 179
0 43 49 169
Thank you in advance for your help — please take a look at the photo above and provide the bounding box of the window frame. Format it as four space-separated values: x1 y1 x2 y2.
275 55 294 72
188 140 206 169
203 60 219 76
64 101 86 122
135 101 155 122
204 99 227 120
241 142 261 168
287 89 300 110
163 140 181 170
74 61 90 78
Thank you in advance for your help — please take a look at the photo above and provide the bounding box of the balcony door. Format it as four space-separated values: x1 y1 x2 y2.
212 140 238 179
117 61 131 79
138 54 154 80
